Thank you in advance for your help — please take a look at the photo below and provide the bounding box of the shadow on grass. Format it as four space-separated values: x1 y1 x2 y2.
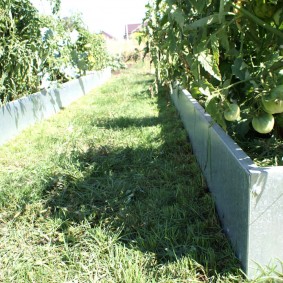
95 116 160 129
42 81 241 277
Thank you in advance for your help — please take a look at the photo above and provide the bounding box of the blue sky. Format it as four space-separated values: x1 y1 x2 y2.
32 0 149 38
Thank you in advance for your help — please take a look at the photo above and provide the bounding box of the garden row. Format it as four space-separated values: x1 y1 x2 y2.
142 0 283 278
0 0 111 105
143 0 283 165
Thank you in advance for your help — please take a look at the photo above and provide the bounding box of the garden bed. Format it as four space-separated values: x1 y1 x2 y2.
0 68 111 146
0 64 246 282
171 84 283 279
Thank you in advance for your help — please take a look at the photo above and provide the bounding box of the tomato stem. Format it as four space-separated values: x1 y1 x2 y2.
213 78 251 94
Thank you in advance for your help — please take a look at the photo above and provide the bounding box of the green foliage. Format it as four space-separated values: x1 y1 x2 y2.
143 0 283 140
48 0 61 14
0 1 110 104
108 54 127 71
0 0 41 103
39 14 110 81
75 22 110 71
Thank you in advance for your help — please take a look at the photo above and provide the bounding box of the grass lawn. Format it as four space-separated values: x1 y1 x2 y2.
0 62 274 282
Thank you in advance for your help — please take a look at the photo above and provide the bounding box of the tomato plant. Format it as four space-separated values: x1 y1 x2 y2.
143 0 283 139
0 0 111 105
253 0 277 19
0 0 41 103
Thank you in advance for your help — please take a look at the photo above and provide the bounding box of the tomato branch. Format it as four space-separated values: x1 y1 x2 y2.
231 2 283 40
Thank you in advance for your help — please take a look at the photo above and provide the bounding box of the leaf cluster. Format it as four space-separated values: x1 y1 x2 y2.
143 0 283 138
0 1 110 104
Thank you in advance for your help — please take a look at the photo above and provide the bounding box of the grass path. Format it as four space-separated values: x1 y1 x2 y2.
0 63 248 282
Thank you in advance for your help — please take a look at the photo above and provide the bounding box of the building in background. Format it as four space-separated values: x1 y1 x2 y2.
124 23 143 40
100 31 116 41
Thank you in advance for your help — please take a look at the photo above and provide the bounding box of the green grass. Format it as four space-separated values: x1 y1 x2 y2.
0 62 277 282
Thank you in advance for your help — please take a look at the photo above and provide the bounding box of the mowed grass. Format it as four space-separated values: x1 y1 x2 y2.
0 62 261 282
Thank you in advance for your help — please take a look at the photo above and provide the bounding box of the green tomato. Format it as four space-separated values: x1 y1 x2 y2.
190 86 201 98
261 85 283 114
252 112 275 134
253 0 277 19
262 98 283 114
224 104 240 121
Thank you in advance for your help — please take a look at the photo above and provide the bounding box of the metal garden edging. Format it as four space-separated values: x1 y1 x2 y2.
0 68 111 146
171 85 283 279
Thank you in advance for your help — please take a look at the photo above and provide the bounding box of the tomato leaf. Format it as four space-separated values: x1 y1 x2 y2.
206 96 227 130
210 34 220 65
186 54 199 80
197 50 222 81
189 0 205 13
231 58 250 81
218 28 230 52
171 8 185 30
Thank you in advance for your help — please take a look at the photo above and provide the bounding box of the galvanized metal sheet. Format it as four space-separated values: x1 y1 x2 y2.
171 85 283 278
0 68 111 146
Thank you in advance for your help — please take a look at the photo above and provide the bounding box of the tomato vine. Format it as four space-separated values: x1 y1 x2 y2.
143 0 283 138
